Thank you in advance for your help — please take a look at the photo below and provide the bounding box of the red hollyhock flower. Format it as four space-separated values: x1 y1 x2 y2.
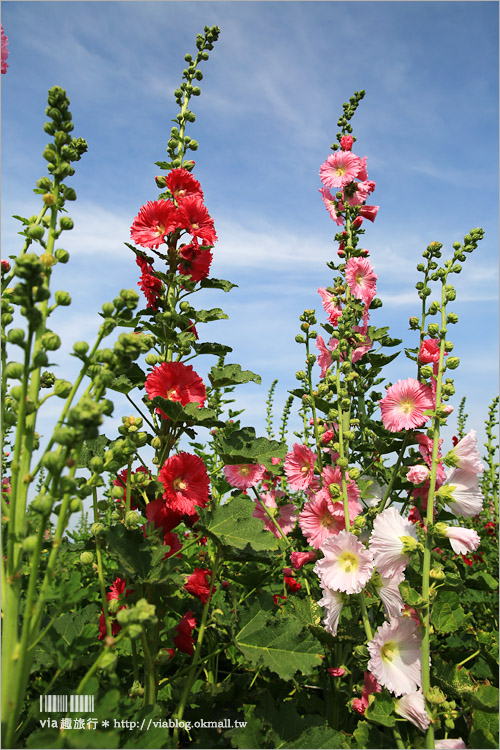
159 452 210 515
177 195 217 246
178 242 213 283
136 256 162 309
113 465 151 510
184 568 216 604
418 338 441 364
284 576 302 592
98 577 132 640
273 594 287 606
145 362 206 419
174 611 196 655
145 498 183 533
1 259 10 272
166 168 203 202
130 200 179 249
163 531 182 560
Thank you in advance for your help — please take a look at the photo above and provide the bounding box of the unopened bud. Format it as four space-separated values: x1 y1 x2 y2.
446 357 460 370
80 551 94 565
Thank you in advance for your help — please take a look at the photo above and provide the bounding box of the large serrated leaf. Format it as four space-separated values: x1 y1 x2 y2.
199 277 238 292
234 608 322 680
431 590 467 633
151 397 224 428
364 692 396 727
209 363 261 388
216 426 287 469
109 363 146 394
201 495 279 554
77 435 109 469
194 341 233 357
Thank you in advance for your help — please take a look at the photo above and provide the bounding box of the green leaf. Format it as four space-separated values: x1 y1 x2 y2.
469 708 499 748
209 363 261 388
109 364 146 394
193 341 233 357
106 525 152 582
77 435 109 469
431 590 467 632
192 307 228 323
464 685 499 713
151 397 224 428
216 426 287 469
226 713 267 749
199 277 238 292
352 720 393 749
234 606 322 680
364 692 396 727
154 161 171 169
468 571 499 590
399 580 426 607
288 724 348 748
432 655 476 697
200 495 279 554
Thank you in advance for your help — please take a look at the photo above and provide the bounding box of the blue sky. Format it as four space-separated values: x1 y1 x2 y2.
2 1 499 458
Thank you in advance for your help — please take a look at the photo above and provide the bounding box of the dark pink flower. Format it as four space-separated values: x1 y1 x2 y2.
419 338 441 364
166 168 203 202
177 195 217 246
1 25 8 75
130 200 179 249
340 136 354 151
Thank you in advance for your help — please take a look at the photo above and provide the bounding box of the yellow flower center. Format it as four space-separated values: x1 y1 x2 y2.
155 223 165 237
335 165 346 177
339 551 359 572
239 466 251 476
399 398 416 415
166 387 180 401
301 464 310 473
381 641 398 663
173 477 187 491
355 272 364 284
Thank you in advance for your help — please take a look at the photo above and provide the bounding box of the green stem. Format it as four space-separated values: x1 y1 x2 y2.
141 630 156 706
305 336 323 471
456 649 480 668
392 725 406 750
335 361 351 531
359 593 373 641
131 639 140 685
93 489 111 638
252 488 289 542
378 437 408 514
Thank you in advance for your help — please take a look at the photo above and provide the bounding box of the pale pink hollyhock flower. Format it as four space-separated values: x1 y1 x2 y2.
320 151 362 189
444 526 480 555
418 338 441 364
284 443 317 490
434 740 466 749
359 204 379 222
319 188 345 226
345 257 378 306
1 25 8 74
450 429 484 474
317 288 342 325
317 584 344 636
223 463 265 490
299 494 345 549
315 335 333 378
407 465 430 484
444 468 483 517
379 378 434 432
314 530 375 594
252 491 296 538
395 690 431 731
360 475 386 508
367 617 422 696
340 135 354 151
290 550 316 569
369 506 418 579
376 572 405 619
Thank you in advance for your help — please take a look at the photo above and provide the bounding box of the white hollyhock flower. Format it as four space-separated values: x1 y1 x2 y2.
442 468 483 518
369 506 418 578
395 690 431 731
317 584 344 636
367 616 422 696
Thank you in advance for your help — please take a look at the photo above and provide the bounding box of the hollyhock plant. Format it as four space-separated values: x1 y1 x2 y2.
317 584 344 636
178 242 213 282
166 167 203 201
358 204 379 222
395 690 431 731
145 361 206 418
184 568 216 604
345 257 378 306
369 506 419 579
136 256 162 309
441 525 480 555
379 378 434 432
98 578 132 640
314 530 375 594
299 493 346 549
253 491 296 538
434 740 466 749
113 465 151 510
162 531 182 559
319 151 362 188
367 616 423 696
174 611 197 656
315 335 334 377
284 576 302 592
290 550 316 569
440 467 483 517
376 572 405 619
418 338 441 364
340 135 354 151
352 672 383 716
407 464 430 484
145 498 182 534
284 443 317 490
223 463 266 490
317 287 343 325
446 429 484 473
319 187 345 225
130 199 179 249
177 194 217 246
159 452 210 515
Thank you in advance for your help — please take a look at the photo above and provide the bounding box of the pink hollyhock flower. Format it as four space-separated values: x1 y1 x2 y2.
1 259 11 273
343 180 374 207
1 25 8 74
317 287 342 325
130 200 179 249
407 465 430 484
253 492 296 538
299 494 345 549
352 671 382 715
376 571 405 619
290 550 316 569
395 690 431 731
443 468 483 517
340 135 354 151
379 378 434 432
357 156 369 181
174 611 196 655
178 242 213 282
166 168 203 202
321 465 362 519
159 452 210 515
319 188 345 225
145 498 183 533
345 257 378 306
416 434 446 486
358 204 379 222
328 667 346 677
367 617 422 696
434 740 466 749
369 506 418 579
184 568 216 604
443 525 480 555
418 338 441 364
317 584 344 636
145 361 206 419
449 429 484 474
136 256 162 309
223 463 266 490
315 335 333 377
314 530 374 594
352 325 373 362
319 151 362 188
284 443 317 490
177 195 217 246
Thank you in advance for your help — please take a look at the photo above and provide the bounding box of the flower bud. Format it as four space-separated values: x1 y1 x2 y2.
69 498 82 513
107 598 121 615
80 551 94 565
27 224 45 240
444 285 456 301
408 316 420 329
5 362 24 380
41 331 61 351
295 334 305 343
399 535 422 554
54 379 72 398
31 495 54 515
427 323 439 337
42 193 56 206
445 357 460 370
429 567 446 581
52 426 76 445
62 186 77 201
73 341 89 356
42 147 57 163
32 351 49 368
55 248 70 263
91 522 105 537
54 290 71 306
420 365 433 379
59 216 74 231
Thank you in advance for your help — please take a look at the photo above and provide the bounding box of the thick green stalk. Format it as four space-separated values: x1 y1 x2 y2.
305 335 323 471
253 488 289 542
93 489 111 638
335 361 351 530
141 630 157 706
377 437 408 514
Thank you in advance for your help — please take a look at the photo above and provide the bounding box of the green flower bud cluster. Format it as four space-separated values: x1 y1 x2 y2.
116 598 157 627
333 90 365 145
